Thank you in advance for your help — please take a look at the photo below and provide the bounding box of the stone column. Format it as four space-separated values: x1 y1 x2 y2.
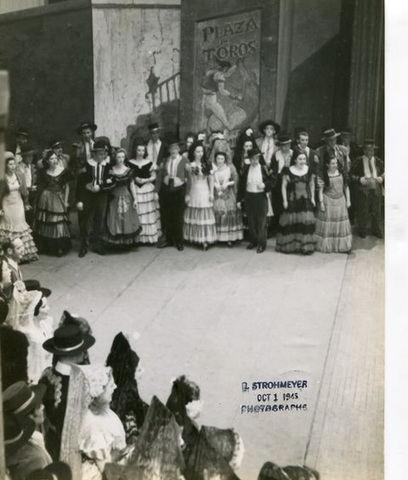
348 0 384 146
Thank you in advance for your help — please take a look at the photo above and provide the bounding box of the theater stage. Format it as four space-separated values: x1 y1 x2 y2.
22 235 384 480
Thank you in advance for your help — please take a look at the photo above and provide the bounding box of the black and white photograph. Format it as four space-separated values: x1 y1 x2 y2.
0 0 388 479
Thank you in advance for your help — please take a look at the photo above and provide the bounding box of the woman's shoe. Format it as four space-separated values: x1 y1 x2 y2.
57 249 64 257
227 242 233 248
202 243 208 251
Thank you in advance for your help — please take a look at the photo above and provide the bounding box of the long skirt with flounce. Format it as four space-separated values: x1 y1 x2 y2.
34 189 71 254
276 197 316 254
315 194 352 253
213 187 243 242
135 183 161 244
0 190 38 262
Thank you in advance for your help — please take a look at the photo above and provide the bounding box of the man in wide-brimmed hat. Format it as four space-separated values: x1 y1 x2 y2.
350 139 384 238
76 139 114 257
39 324 95 460
237 148 272 253
8 126 29 165
316 128 350 173
72 121 97 171
4 412 52 478
147 122 167 167
256 120 281 167
156 138 188 250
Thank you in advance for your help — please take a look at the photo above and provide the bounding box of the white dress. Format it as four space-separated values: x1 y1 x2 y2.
4 284 52 384
80 407 127 480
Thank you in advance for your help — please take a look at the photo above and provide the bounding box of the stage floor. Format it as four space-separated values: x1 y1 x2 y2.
22 234 384 480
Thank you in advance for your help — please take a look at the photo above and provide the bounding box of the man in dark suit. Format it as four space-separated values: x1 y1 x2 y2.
76 140 114 257
316 128 350 173
237 149 272 253
156 139 188 251
338 127 362 225
72 121 97 171
349 139 384 238
40 325 95 460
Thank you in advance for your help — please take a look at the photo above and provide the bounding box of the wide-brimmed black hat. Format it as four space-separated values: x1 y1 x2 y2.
25 279 52 297
16 127 29 137
49 139 62 149
362 138 379 148
148 122 161 132
248 148 261 159
92 139 108 152
43 324 95 356
259 120 281 135
4 414 35 456
3 381 46 419
76 121 97 135
321 128 341 141
167 137 180 148
276 133 292 145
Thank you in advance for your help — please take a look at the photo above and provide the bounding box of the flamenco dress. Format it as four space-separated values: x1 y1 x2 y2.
105 168 142 245
0 175 38 262
213 165 243 243
183 163 217 245
315 173 352 252
129 160 161 243
275 167 316 254
34 169 72 254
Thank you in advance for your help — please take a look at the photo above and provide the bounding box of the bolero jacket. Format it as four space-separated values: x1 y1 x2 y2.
349 156 384 184
237 164 272 203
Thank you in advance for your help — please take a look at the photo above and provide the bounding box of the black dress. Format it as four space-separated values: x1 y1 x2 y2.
34 169 72 254
275 167 316 254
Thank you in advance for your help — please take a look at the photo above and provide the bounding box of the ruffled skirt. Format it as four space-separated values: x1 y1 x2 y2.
184 206 217 245
213 188 243 242
315 194 352 253
34 189 71 254
105 186 142 245
135 184 161 244
276 198 316 254
0 191 38 262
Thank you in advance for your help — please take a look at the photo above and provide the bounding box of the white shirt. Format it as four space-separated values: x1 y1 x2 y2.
55 361 72 376
261 137 275 166
363 155 378 178
164 154 184 187
246 164 264 193
276 149 293 173
147 139 162 166
20 163 32 189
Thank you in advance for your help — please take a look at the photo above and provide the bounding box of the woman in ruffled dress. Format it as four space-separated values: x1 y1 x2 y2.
104 148 142 247
183 141 217 250
315 154 352 253
60 365 127 480
0 152 38 262
34 150 72 256
129 142 161 244
213 152 243 247
270 133 294 230
275 149 316 255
